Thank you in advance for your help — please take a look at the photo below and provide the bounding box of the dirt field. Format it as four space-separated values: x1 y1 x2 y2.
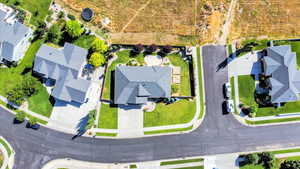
230 0 300 41
56 0 230 45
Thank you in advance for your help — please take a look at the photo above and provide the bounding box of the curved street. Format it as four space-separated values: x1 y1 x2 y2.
2 45 300 169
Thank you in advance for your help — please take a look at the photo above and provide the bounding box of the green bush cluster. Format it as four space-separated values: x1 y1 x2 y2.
241 152 275 169
281 160 300 169
6 75 39 106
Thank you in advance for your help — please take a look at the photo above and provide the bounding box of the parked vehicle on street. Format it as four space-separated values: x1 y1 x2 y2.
224 82 232 99
26 123 40 130
226 99 234 113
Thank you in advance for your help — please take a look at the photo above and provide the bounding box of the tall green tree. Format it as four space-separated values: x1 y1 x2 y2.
46 24 62 44
66 20 84 39
85 110 96 130
91 38 108 53
281 160 300 169
22 75 39 97
88 52 106 67
6 86 25 106
15 111 26 122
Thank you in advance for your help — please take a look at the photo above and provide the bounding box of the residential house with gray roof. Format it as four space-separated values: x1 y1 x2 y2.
114 66 171 105
33 43 92 104
262 45 300 104
0 9 32 63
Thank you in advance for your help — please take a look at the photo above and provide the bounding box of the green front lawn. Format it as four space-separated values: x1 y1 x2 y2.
0 40 53 117
175 166 204 169
98 103 118 129
0 0 52 26
238 75 300 117
197 47 204 119
237 39 269 57
0 139 12 157
144 99 196 127
240 164 264 169
161 158 203 166
168 53 192 96
95 132 117 137
144 125 193 135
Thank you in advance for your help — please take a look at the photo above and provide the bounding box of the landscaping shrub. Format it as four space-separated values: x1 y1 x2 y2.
15 111 26 122
85 110 96 130
280 160 300 169
259 152 275 169
46 24 62 44
58 11 65 19
171 84 179 94
91 38 108 53
6 76 39 106
88 52 106 67
65 20 84 39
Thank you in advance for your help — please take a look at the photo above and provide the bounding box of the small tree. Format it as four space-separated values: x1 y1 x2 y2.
91 38 108 53
15 111 26 122
280 160 300 169
66 20 84 39
22 75 39 97
133 44 143 54
85 110 96 130
162 45 172 54
89 52 106 67
28 117 37 125
147 44 158 53
244 153 259 165
259 152 275 169
46 24 62 44
249 104 258 118
6 87 25 106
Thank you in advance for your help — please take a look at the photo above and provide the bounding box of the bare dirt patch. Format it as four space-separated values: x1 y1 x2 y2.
55 0 230 45
230 0 300 41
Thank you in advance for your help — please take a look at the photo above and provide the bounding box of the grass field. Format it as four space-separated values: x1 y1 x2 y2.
0 0 52 26
230 0 300 41
0 40 53 117
197 47 205 119
98 103 118 129
0 138 12 157
144 99 196 127
161 158 203 166
144 125 193 135
168 53 192 96
57 0 230 45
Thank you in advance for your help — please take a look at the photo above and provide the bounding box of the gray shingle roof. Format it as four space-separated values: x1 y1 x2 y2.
114 66 171 104
0 10 32 62
263 45 300 103
33 43 91 103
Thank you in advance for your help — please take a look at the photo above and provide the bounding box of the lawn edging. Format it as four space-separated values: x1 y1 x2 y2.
0 136 15 169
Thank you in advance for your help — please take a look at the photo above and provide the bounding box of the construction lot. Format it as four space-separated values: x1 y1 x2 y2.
230 0 300 41
56 0 229 45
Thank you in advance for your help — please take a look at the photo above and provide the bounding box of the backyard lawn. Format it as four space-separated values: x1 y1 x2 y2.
144 99 196 127
0 40 53 117
0 0 52 26
238 75 300 117
73 35 96 50
168 53 192 96
98 103 118 129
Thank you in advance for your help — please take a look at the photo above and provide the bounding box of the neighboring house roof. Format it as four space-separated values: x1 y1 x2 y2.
114 66 171 104
33 43 91 103
263 45 300 103
0 9 32 62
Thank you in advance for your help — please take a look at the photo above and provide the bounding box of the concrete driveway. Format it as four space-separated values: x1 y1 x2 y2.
47 82 101 134
118 105 144 138
228 51 262 78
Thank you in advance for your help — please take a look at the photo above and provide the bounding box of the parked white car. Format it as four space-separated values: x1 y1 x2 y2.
226 100 234 113
224 82 232 99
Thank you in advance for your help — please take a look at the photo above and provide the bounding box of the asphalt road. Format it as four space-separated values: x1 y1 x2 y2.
2 45 300 169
